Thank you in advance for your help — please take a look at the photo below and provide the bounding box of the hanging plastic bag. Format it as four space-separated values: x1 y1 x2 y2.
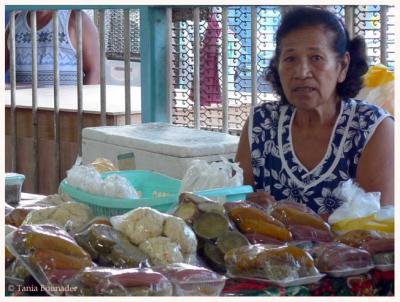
328 179 393 234
180 158 243 202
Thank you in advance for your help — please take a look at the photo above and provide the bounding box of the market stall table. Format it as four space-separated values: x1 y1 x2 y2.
7 269 394 297
5 194 394 297
222 269 394 296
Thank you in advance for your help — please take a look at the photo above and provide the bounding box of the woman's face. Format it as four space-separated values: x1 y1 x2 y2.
277 26 349 110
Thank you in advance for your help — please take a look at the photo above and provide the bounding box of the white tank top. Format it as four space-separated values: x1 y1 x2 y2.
13 10 78 87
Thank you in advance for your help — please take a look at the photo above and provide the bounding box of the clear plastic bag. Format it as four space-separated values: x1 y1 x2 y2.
90 157 118 173
63 267 173 296
224 244 320 282
329 180 393 234
5 224 93 296
110 207 198 265
173 192 226 225
73 223 150 268
153 263 226 296
334 229 394 257
226 202 292 243
21 201 94 234
66 159 138 199
180 158 243 203
311 242 372 274
269 201 332 242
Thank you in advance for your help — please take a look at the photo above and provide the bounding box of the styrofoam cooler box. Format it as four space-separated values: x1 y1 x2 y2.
82 123 239 179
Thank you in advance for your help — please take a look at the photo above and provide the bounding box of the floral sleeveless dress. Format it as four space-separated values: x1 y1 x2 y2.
250 99 390 214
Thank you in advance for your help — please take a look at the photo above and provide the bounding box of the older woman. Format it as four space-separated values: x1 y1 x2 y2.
235 6 394 217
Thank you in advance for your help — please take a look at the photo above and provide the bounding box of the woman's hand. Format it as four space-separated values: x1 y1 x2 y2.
245 191 277 208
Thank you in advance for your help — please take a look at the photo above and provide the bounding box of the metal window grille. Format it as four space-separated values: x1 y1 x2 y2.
93 9 141 61
170 5 394 133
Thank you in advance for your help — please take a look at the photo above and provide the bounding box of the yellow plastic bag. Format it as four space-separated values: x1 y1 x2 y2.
356 64 394 115
328 180 394 234
331 214 394 234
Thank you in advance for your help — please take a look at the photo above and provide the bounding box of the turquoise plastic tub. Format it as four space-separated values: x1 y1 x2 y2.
5 173 25 205
59 170 253 217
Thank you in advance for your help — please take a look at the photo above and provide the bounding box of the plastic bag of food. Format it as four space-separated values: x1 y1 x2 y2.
270 201 332 242
5 258 31 285
90 157 118 173
102 174 139 199
224 244 320 282
173 193 249 272
328 180 393 234
174 192 226 225
153 263 226 296
180 158 243 203
34 194 70 206
67 163 104 196
110 207 198 265
334 229 394 265
227 202 292 243
6 205 46 227
73 216 112 234
5 224 93 295
139 236 184 266
66 161 138 199
110 207 166 245
163 216 197 255
334 229 394 269
5 225 18 267
22 201 94 234
63 267 173 296
356 64 394 115
5 194 70 228
74 223 149 268
311 242 372 273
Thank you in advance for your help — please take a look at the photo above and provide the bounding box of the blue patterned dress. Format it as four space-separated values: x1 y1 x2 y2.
249 99 391 215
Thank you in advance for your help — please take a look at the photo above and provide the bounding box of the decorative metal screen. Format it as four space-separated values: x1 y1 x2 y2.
354 6 383 67
171 6 281 134
170 5 394 133
96 9 141 61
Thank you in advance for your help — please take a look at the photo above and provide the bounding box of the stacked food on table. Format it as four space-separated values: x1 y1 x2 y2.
5 165 394 296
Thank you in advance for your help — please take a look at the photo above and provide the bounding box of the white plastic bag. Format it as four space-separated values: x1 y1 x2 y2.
103 174 139 199
66 164 104 196
180 158 243 202
66 157 138 199
328 179 381 225
327 180 393 234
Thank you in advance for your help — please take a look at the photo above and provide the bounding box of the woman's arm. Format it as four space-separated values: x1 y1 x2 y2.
235 118 255 186
235 118 277 206
356 117 394 206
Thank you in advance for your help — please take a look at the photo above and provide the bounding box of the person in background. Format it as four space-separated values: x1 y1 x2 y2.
5 10 100 87
235 6 394 219
5 9 12 84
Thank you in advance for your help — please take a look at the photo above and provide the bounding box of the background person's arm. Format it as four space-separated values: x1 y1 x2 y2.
81 11 100 85
356 117 394 206
69 10 100 85
5 27 10 72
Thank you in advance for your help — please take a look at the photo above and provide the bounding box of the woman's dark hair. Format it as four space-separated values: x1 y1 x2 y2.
266 6 369 103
